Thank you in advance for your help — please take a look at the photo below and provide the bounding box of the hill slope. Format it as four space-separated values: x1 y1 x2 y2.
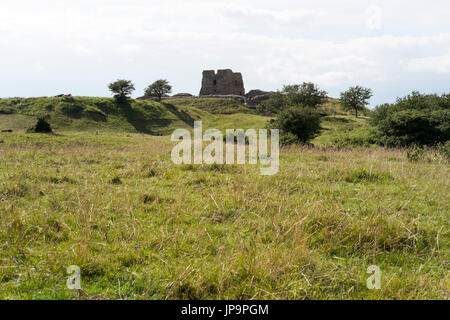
0 96 268 135
0 96 374 147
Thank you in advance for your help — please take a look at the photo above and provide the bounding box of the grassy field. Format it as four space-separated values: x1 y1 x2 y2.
0 97 448 300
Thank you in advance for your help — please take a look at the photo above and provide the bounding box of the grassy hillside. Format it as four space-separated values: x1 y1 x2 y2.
318 98 372 117
0 96 372 147
166 97 252 115
0 131 448 299
0 96 267 135
0 95 448 300
313 115 376 147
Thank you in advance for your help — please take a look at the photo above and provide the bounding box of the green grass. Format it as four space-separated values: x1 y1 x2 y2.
0 97 268 137
0 131 448 300
313 115 376 147
317 98 371 117
0 96 448 300
0 96 370 145
166 97 252 115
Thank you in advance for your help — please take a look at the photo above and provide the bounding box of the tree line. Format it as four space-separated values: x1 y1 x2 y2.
107 79 449 148
260 82 373 145
108 79 172 102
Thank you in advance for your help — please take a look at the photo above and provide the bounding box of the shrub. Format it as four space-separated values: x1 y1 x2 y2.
279 132 300 145
372 92 450 147
256 82 327 116
256 92 285 116
407 145 425 162
437 141 450 160
27 118 53 133
270 106 322 144
375 108 449 147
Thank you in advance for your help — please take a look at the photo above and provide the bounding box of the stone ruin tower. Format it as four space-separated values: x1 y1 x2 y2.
199 69 245 96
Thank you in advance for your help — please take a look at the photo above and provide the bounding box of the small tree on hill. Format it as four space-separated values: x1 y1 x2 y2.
145 80 172 101
108 80 135 102
256 82 327 116
283 82 328 108
340 86 373 118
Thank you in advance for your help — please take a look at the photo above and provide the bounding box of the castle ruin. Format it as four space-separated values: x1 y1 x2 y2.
199 69 245 96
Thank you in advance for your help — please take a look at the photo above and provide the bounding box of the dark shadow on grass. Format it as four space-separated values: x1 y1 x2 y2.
323 116 352 123
116 99 152 134
163 103 195 127
115 99 176 135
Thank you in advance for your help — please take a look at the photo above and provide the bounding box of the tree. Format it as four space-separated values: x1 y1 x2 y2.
256 92 285 116
108 80 135 102
271 106 322 144
144 80 172 101
340 86 373 117
256 82 327 116
282 82 328 108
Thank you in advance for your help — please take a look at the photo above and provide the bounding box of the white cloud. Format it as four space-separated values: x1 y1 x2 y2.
223 6 326 23
1 0 450 105
406 52 450 73
365 6 382 30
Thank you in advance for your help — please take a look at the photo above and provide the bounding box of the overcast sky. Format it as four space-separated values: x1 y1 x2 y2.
1 0 450 107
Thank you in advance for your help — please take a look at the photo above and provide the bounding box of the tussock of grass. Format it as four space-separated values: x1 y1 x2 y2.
44 176 77 184
328 168 393 183
110 176 123 185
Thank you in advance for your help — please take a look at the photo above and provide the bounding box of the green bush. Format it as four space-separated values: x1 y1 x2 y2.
256 82 327 116
372 92 450 146
256 92 284 116
406 145 425 162
438 141 450 160
270 106 322 144
279 132 300 145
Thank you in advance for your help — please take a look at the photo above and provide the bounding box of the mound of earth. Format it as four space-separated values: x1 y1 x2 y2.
171 93 194 98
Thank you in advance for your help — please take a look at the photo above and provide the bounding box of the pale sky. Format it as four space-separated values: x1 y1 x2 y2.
1 0 450 107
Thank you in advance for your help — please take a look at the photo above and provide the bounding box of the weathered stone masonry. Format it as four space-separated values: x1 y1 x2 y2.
199 69 245 96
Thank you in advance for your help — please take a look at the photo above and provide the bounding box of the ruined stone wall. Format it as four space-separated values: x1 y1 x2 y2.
200 69 245 96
